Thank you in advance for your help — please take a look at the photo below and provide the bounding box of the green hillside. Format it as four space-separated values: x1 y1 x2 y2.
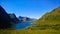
27 6 60 31
0 7 60 34
35 7 60 25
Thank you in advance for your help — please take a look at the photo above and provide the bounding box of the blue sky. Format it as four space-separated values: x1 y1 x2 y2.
0 0 60 19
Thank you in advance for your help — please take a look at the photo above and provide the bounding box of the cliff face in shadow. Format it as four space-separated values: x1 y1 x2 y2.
0 6 20 29
9 13 20 23
0 6 12 29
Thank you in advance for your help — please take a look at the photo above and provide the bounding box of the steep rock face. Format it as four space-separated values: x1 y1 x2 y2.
9 13 20 23
0 6 12 29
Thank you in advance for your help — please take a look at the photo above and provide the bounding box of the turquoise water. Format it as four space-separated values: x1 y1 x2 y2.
13 22 34 30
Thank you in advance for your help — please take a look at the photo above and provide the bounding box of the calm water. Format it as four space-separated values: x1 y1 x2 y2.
13 22 34 30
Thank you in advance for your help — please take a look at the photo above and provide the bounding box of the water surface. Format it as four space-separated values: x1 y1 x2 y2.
13 22 34 30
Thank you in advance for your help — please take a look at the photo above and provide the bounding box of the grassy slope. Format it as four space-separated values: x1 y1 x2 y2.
35 7 60 25
30 7 60 27
26 7 60 34
0 29 60 34
0 7 60 34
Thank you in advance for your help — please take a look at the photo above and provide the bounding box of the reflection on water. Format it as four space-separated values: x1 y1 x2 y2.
12 22 34 30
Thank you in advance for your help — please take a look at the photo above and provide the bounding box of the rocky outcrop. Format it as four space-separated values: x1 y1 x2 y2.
0 6 12 29
0 6 20 29
9 13 20 23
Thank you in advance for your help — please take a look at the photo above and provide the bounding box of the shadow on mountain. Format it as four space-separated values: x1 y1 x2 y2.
0 6 20 29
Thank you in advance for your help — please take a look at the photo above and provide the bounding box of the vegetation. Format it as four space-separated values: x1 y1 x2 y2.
0 7 60 34
35 7 60 25
27 6 60 34
0 29 60 34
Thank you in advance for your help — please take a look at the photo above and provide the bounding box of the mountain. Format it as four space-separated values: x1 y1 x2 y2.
27 7 60 30
0 6 12 29
18 16 37 22
0 6 20 29
8 13 20 23
35 6 60 25
19 16 30 22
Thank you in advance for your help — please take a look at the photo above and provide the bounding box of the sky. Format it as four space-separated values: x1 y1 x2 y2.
0 0 60 19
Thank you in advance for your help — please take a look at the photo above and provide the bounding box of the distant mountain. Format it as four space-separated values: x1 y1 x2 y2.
35 6 60 25
18 16 37 22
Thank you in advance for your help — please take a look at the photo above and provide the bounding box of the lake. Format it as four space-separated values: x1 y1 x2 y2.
12 22 34 30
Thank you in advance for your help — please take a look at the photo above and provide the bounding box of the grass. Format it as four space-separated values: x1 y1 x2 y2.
0 24 60 34
0 29 60 34
0 7 60 34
